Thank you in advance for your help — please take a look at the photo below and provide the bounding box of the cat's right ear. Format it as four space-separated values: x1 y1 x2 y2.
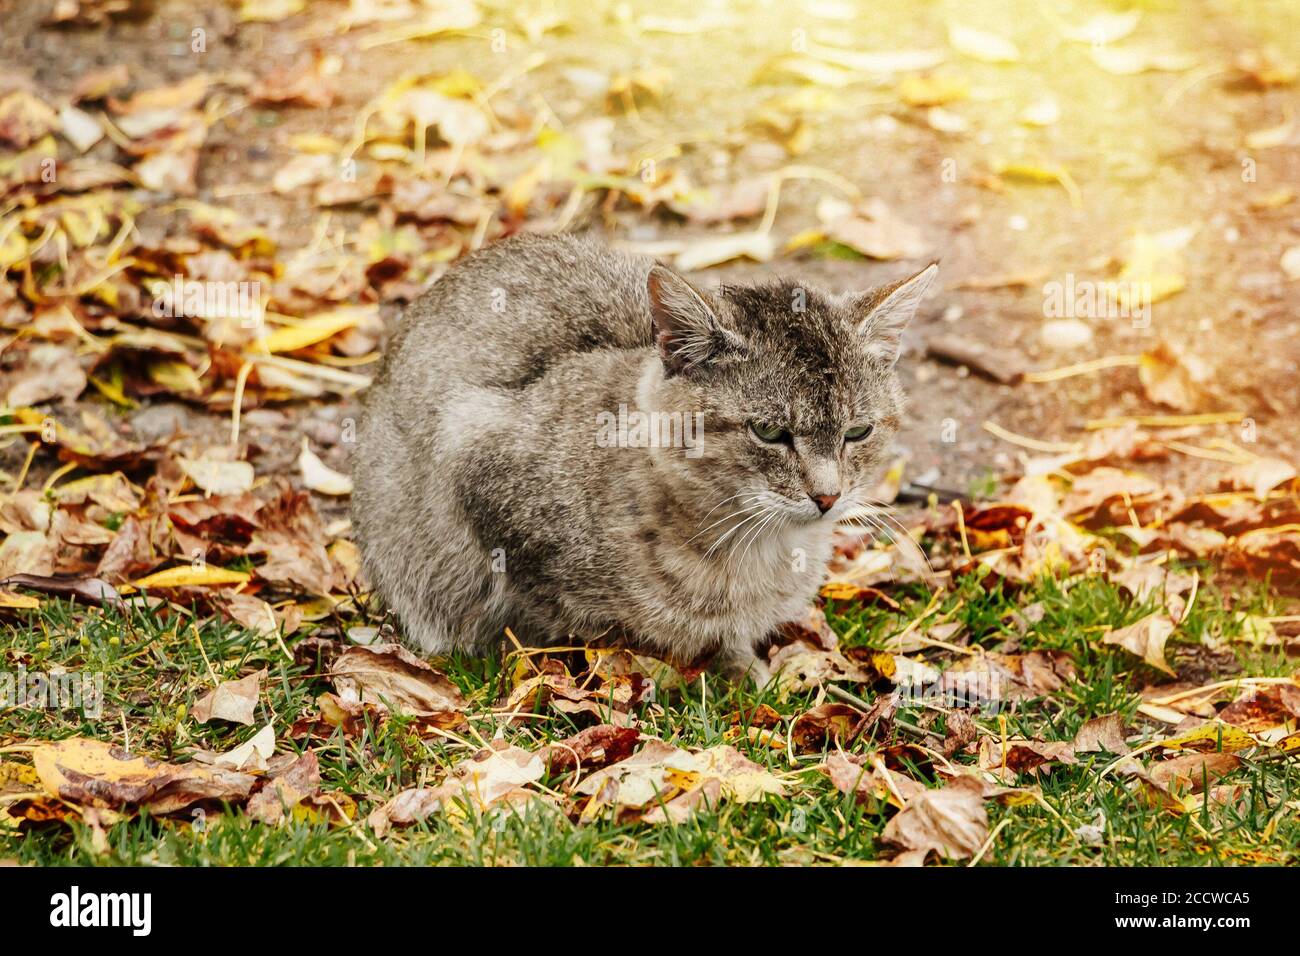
648 266 742 377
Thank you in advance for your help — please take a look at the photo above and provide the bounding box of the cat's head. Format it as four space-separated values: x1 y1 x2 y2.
647 262 936 526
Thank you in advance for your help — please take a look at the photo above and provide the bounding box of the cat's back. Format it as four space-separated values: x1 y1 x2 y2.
375 233 654 397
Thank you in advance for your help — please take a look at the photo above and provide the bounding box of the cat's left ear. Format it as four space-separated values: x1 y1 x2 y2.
853 263 938 364
648 265 744 377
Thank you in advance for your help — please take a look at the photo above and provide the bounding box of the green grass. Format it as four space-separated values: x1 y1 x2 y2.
2 566 1297 866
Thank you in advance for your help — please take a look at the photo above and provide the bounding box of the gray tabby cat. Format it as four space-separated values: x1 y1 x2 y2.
352 233 935 680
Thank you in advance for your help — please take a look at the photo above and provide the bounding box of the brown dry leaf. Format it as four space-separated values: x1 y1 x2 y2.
178 455 255 496
0 90 60 149
539 725 642 775
1218 684 1300 733
1145 752 1240 802
790 698 896 752
574 739 783 824
0 573 124 608
250 52 341 108
502 658 652 727
1061 467 1163 519
247 750 322 824
368 743 547 835
4 344 87 406
1072 713 1130 755
977 735 1078 778
671 231 777 271
768 637 881 691
96 515 156 584
191 670 264 726
193 724 276 772
1111 564 1197 620
248 484 339 595
819 196 929 260
1138 343 1211 412
1103 613 1178 676
0 530 57 579
666 176 771 224
824 752 925 811
1225 457 1296 500
32 737 255 814
217 591 300 639
332 642 467 717
882 776 989 866
70 63 130 102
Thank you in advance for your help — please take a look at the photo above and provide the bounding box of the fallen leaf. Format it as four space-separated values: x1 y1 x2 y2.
191 670 264 726
540 725 642 775
790 699 895 752
820 197 929 260
299 438 353 496
882 776 989 865
195 723 276 772
0 573 124 607
1103 613 1178 676
1148 752 1241 795
1225 457 1296 500
131 565 251 589
367 743 546 834
332 642 467 717
1138 343 1211 411
32 737 254 813
4 344 86 406
255 308 366 354
898 73 970 107
0 90 60 149
1159 721 1257 753
1072 713 1130 755
673 231 777 271
574 739 783 823
178 456 255 496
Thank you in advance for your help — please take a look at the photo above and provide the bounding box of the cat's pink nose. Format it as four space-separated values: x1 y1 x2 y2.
811 493 840 514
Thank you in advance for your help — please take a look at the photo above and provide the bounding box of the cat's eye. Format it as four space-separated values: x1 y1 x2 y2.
749 421 789 444
844 423 875 442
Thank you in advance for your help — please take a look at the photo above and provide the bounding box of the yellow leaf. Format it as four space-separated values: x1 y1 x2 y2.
504 161 549 219
132 565 251 589
0 591 41 609
254 310 363 354
898 73 969 107
1160 722 1257 753
996 161 1082 209
820 581 866 601
147 359 202 394
784 228 828 251
238 0 304 23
